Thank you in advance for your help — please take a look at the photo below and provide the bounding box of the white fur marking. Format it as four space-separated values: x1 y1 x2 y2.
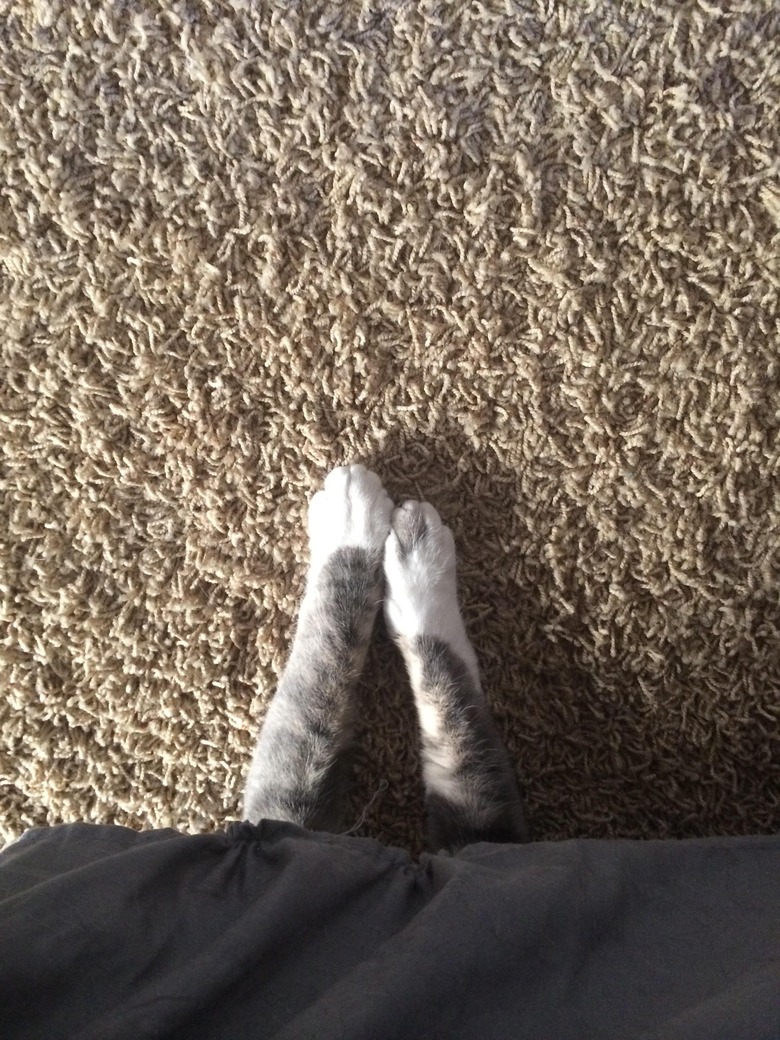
416 700 442 739
384 502 480 681
307 464 392 578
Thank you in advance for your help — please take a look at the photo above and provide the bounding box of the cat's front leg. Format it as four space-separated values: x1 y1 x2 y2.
384 501 527 851
242 465 392 831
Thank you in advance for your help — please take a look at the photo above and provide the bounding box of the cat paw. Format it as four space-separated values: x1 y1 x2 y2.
308 464 393 572
383 501 461 642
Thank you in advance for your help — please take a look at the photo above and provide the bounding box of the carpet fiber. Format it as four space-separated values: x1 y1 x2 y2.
2 0 779 853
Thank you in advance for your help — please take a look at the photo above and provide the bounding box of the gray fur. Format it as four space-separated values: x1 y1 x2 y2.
409 635 527 850
242 546 383 831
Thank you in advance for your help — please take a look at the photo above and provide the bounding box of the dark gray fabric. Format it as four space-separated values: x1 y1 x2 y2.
0 821 777 1039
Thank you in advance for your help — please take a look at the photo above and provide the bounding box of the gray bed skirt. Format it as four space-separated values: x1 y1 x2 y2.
1 821 777 1039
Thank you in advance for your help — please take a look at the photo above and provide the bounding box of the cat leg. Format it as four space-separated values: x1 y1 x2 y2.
384 501 527 852
242 464 392 831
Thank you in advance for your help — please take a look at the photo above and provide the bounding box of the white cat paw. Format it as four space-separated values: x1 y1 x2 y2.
308 464 393 572
383 500 464 643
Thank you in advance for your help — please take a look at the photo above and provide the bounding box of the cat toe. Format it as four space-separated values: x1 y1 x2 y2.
390 501 428 554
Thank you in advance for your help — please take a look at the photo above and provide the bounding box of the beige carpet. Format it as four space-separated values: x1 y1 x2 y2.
2 0 779 854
